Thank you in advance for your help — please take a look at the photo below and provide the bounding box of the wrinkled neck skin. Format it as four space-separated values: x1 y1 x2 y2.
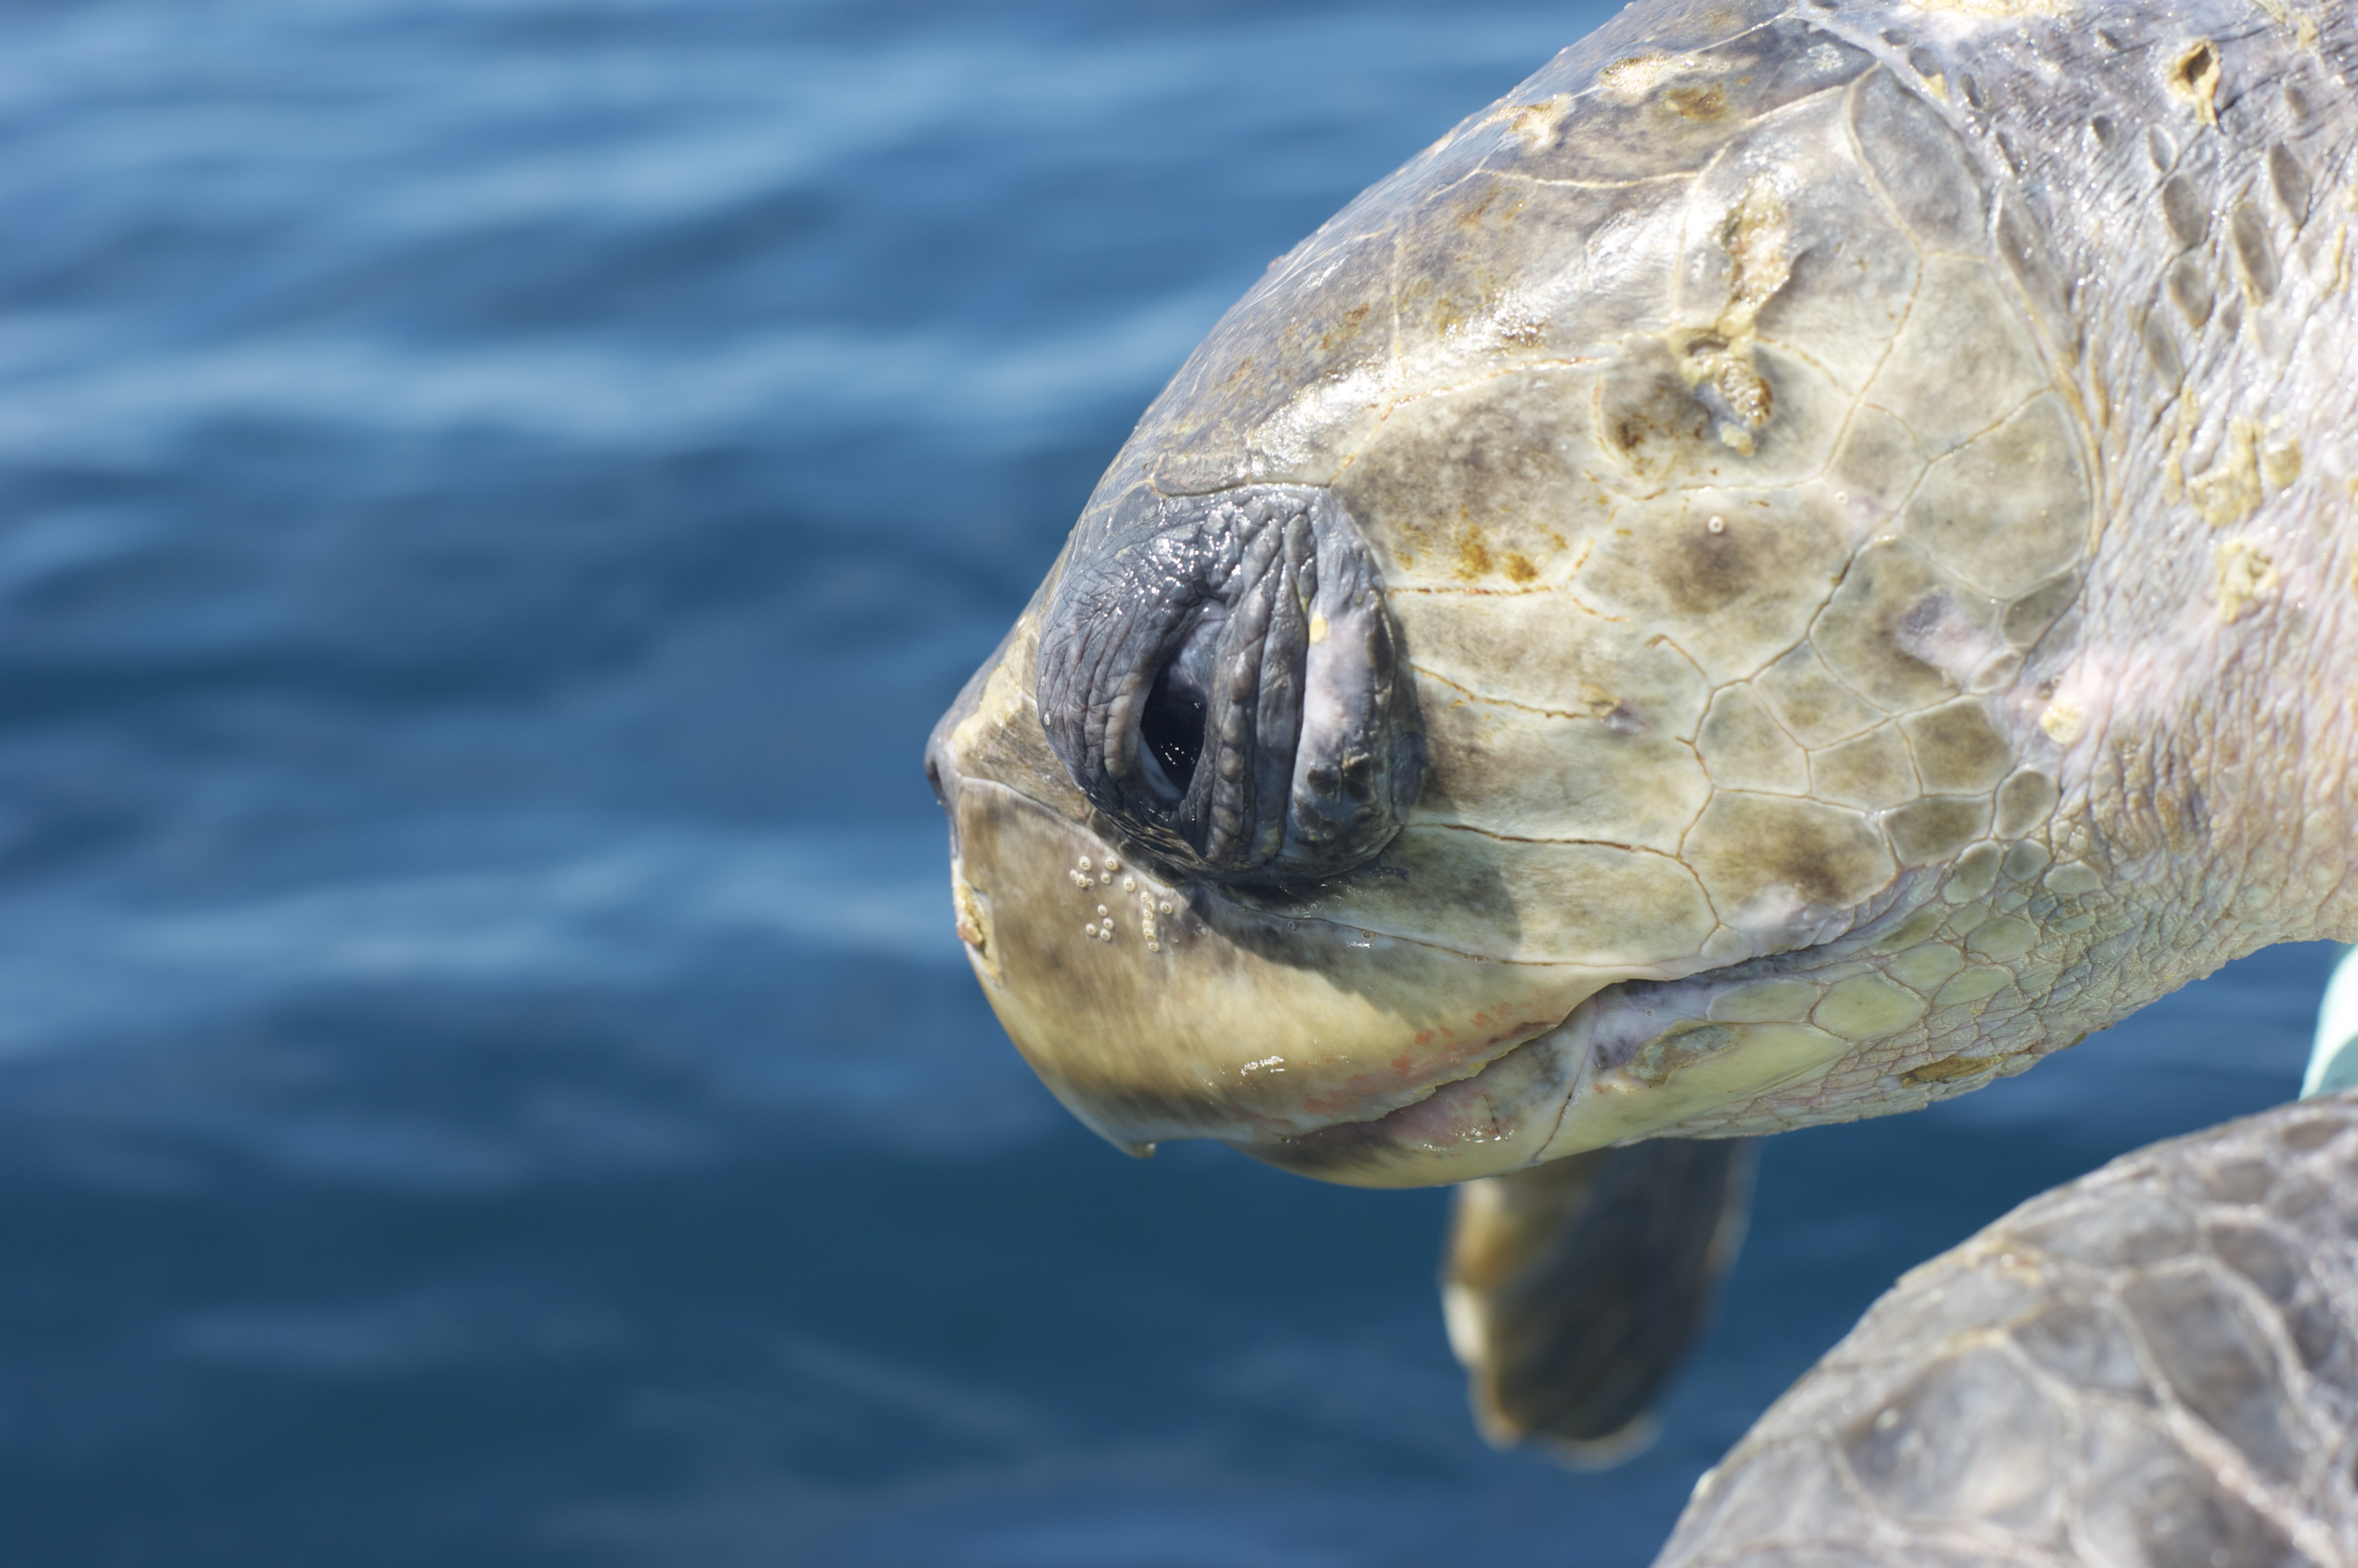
1969 9 2358 1013
1645 7 2358 1143
1373 9 2358 1153
2059 331 2358 968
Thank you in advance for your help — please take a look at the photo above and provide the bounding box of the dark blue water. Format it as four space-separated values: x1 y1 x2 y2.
0 3 2332 1563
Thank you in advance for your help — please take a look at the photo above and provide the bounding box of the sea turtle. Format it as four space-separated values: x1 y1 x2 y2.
923 0 2358 1550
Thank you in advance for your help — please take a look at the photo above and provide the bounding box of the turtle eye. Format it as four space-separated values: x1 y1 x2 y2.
1037 484 1422 885
1137 664 1207 799
1135 607 1222 802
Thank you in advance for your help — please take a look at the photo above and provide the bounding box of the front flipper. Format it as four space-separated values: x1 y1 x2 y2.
1442 1138 1756 1465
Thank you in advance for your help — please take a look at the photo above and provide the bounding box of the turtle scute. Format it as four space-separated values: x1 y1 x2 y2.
1653 1096 2358 1568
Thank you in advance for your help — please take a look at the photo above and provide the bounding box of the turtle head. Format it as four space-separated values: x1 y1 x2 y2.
931 12 2358 1185
924 483 1607 1171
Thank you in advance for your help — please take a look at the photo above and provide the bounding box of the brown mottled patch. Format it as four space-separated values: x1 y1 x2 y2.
1454 183 1503 229
1503 553 1538 584
1686 793 1895 913
1332 368 1603 590
1886 795 1991 867
1903 1054 1992 1085
1659 514 1770 615
1661 83 1727 121
1316 305 1371 354
1607 505 1836 625
1598 342 1713 482
1904 700 2014 794
1453 524 1494 580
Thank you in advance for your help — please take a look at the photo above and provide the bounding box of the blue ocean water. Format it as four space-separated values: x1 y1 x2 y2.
0 2 2333 1562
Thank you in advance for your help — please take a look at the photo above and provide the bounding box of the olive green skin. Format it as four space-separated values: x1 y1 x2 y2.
932 0 2358 1185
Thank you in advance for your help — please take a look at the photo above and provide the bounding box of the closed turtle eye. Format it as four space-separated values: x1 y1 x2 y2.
1035 484 1423 886
1136 608 1221 802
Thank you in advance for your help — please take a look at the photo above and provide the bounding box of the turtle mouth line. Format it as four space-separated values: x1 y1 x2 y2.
1234 932 1877 1186
952 771 1628 974
1230 991 1609 1183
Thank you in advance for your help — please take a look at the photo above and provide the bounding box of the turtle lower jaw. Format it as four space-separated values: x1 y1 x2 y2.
937 765 1616 1156
930 648 1914 1184
1231 968 1868 1188
1225 1019 1594 1187
940 756 1888 1186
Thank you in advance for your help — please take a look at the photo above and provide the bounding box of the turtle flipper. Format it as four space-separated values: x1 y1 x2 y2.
1442 1138 1755 1465
1654 1095 2358 1568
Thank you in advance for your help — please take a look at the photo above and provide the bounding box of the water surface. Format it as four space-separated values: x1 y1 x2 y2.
0 3 2330 1562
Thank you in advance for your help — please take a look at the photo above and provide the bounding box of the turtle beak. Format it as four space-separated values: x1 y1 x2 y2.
926 612 1611 1184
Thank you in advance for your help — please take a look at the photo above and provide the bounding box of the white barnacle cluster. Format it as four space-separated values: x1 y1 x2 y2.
1072 855 1169 950
1074 856 1118 943
1140 889 1175 954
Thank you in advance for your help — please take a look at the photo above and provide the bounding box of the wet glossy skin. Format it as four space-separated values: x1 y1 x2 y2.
927 0 2358 1187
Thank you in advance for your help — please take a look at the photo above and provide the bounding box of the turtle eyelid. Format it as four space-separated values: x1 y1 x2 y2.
1034 484 1423 886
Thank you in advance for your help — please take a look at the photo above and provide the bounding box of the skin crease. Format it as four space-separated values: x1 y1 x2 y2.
928 0 2358 1187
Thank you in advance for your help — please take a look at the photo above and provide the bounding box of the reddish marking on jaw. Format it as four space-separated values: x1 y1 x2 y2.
1391 1053 1414 1075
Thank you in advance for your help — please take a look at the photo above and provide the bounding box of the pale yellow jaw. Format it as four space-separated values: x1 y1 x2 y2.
949 776 1603 1156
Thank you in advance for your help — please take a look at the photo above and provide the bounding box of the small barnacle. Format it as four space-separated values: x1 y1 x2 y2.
1097 904 1109 917
1158 900 1174 914
1078 856 1092 871
1104 857 1120 873
1123 877 1136 892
